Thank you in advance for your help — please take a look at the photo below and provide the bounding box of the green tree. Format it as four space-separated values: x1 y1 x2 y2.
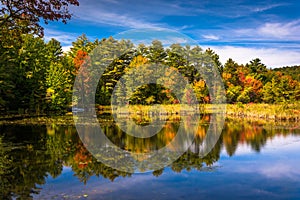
45 44 73 112
223 58 240 88
8 34 50 113
147 40 167 64
262 73 298 103
68 34 97 59
205 48 223 74
246 58 267 83
98 37 134 105
226 85 242 103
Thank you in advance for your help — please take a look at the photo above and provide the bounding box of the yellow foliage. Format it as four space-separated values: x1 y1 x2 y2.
46 88 55 94
194 80 206 88
222 72 232 80
129 55 148 68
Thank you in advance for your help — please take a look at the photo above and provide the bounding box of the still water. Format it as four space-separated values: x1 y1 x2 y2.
1 115 300 199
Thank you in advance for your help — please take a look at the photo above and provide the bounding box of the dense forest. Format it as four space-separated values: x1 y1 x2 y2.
1 0 299 115
1 33 300 115
273 65 300 82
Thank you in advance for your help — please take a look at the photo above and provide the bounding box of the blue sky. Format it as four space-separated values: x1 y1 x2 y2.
44 0 300 68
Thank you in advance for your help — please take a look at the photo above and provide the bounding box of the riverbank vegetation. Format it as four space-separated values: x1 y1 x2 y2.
1 1 299 117
226 103 300 121
1 103 299 125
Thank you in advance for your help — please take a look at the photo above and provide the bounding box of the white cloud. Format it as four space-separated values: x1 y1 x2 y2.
101 0 119 4
234 162 300 180
62 45 72 52
206 46 300 68
258 163 299 179
258 20 300 39
202 34 220 40
118 37 192 47
159 37 191 45
77 10 161 29
70 2 166 29
177 25 194 30
233 19 300 40
251 3 286 12
223 135 300 180
191 19 300 46
115 29 196 47
44 29 78 45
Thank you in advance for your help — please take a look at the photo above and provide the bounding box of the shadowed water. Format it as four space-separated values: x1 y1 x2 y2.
1 115 300 199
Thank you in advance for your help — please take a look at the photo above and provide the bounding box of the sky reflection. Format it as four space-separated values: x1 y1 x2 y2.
36 134 300 200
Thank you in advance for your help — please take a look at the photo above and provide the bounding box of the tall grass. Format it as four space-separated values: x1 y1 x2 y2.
226 103 300 121
106 103 300 121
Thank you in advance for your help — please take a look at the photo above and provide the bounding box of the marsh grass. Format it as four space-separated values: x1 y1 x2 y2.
226 103 300 121
1 103 299 125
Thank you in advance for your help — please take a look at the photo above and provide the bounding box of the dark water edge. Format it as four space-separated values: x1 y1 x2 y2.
1 116 300 200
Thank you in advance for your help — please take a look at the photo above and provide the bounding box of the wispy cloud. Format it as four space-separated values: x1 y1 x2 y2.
44 29 79 45
202 34 220 40
225 19 300 42
207 46 300 68
233 162 300 180
101 0 120 4
223 135 300 180
258 163 300 179
44 0 300 68
184 1 287 19
115 29 196 46
191 18 300 45
69 0 196 29
73 9 162 29
258 20 300 39
251 3 287 12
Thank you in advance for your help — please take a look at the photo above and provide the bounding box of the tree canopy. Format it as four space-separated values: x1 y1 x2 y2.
0 0 79 36
0 31 299 114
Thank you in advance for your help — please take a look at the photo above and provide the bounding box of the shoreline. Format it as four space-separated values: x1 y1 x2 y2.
225 103 300 122
0 103 299 125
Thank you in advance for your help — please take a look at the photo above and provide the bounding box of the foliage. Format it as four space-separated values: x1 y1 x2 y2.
0 0 79 36
1 32 300 114
273 65 300 82
0 34 76 114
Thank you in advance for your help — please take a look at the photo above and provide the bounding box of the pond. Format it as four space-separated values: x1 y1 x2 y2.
1 115 300 199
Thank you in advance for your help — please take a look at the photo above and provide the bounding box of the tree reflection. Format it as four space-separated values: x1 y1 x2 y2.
0 125 52 199
221 118 290 155
0 117 300 199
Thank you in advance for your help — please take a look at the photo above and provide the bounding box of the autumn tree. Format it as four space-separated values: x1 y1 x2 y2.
0 0 79 36
68 34 98 59
223 58 240 88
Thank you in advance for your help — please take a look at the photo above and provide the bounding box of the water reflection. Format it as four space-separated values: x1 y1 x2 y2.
0 116 300 199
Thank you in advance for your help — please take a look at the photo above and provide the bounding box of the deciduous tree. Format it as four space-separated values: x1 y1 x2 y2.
0 0 79 36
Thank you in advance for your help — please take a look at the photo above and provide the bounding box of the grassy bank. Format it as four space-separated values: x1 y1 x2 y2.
226 103 300 121
1 103 299 125
111 103 300 121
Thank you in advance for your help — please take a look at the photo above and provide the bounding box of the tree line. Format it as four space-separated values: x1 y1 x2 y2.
1 33 300 114
1 0 299 115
